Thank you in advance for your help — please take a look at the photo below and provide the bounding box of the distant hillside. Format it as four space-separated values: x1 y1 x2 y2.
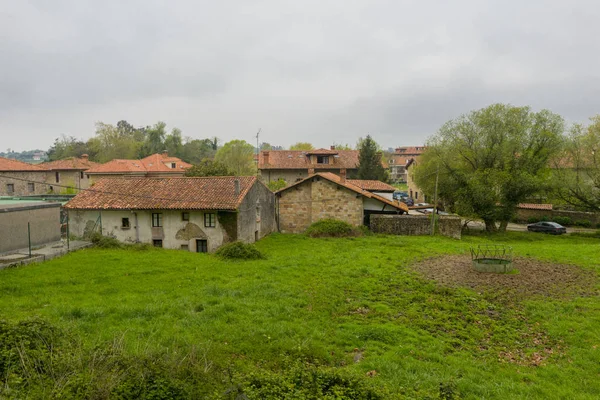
0 149 48 164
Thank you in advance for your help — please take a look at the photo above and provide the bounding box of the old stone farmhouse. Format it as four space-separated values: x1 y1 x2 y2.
258 147 360 185
0 156 48 196
85 152 192 183
65 176 276 252
276 172 408 233
41 154 99 193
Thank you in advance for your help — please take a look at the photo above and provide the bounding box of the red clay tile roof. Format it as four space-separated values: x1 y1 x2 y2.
394 146 426 155
41 157 99 171
517 203 553 211
86 153 192 175
65 176 256 210
259 150 359 170
347 179 397 192
0 157 47 172
277 172 408 213
306 148 339 155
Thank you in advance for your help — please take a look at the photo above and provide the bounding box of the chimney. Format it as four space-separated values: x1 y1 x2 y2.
234 179 240 196
308 168 315 175
81 154 89 160
262 150 269 165
340 169 346 183
162 150 168 157
330 145 336 150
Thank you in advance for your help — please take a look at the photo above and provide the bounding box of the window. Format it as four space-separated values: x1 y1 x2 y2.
389 159 394 164
152 213 163 227
28 182 35 192
196 239 208 253
182 212 190 221
171 162 176 169
122 217 130 229
55 171 60 183
6 183 14 193
415 192 419 199
204 213 216 228
153 239 163 247
316 155 329 164
80 171 84 179
181 244 189 251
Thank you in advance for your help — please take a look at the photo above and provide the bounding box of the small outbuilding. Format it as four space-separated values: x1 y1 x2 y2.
276 173 408 233
0 200 61 254
64 176 276 252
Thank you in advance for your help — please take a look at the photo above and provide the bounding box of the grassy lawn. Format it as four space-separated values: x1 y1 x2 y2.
1 232 599 398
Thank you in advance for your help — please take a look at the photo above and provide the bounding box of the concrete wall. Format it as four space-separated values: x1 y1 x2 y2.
277 177 363 233
68 209 230 252
0 171 50 196
370 214 461 239
236 180 277 242
0 203 61 253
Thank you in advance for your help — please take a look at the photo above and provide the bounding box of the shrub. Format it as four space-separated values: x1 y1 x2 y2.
553 216 573 226
216 241 265 260
540 215 551 222
526 217 540 224
575 220 593 228
267 178 288 192
305 219 364 238
89 233 123 249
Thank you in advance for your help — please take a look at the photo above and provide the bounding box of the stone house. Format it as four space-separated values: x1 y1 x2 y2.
85 152 192 183
406 159 428 203
64 176 276 252
276 172 408 233
258 147 360 185
388 146 425 183
0 156 49 196
40 154 99 193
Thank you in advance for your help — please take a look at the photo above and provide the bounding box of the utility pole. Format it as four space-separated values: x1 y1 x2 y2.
430 162 440 236
255 128 261 176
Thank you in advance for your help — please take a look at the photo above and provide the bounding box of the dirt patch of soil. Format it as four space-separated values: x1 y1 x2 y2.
412 254 599 299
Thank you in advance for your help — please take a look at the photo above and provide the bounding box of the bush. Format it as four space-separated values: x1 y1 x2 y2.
267 178 288 192
216 241 265 260
89 233 123 249
575 220 593 228
526 217 540 224
305 219 364 238
553 216 573 226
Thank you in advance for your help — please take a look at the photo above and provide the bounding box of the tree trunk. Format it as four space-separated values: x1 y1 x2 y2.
498 220 509 232
484 219 497 232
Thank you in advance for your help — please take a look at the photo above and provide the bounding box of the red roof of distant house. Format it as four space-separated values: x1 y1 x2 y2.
517 203 553 211
65 176 257 210
86 153 192 174
347 179 397 192
41 155 99 171
0 157 47 172
306 148 339 155
277 172 409 213
394 146 426 155
259 150 359 170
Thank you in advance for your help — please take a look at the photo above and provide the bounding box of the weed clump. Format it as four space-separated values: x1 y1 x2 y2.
216 241 265 260
305 219 365 238
89 233 123 249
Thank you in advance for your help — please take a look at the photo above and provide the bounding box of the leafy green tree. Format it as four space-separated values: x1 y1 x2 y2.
87 122 142 162
260 142 273 151
184 159 234 177
140 121 167 156
215 140 256 176
164 128 183 158
357 135 388 181
267 178 287 191
553 116 600 211
331 142 353 150
289 142 314 151
47 135 90 160
181 138 217 164
414 104 564 232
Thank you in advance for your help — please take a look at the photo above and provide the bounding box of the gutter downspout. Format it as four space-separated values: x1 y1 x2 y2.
133 211 140 243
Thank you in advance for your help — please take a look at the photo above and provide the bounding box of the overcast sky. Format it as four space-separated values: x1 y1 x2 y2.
1 0 599 152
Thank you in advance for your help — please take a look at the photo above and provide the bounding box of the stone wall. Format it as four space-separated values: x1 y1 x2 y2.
236 180 277 242
277 176 364 233
0 203 61 253
46 170 93 192
370 214 461 239
0 171 50 196
515 208 599 225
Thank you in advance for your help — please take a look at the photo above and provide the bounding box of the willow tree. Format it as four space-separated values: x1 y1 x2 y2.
414 104 564 232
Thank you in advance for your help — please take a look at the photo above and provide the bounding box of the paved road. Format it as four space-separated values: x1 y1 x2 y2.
464 220 597 234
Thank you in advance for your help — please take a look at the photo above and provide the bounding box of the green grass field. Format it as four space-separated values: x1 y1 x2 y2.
1 232 599 399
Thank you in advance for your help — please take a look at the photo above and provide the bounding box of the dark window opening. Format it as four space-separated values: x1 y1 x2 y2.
152 213 163 227
122 217 130 228
316 156 329 164
28 182 35 192
55 171 60 183
196 239 208 253
6 183 14 193
171 162 176 168
204 213 216 228
80 171 84 179
153 239 163 247
182 212 190 221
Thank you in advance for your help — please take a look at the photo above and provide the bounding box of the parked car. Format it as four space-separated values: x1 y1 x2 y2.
527 221 567 235
393 191 408 201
